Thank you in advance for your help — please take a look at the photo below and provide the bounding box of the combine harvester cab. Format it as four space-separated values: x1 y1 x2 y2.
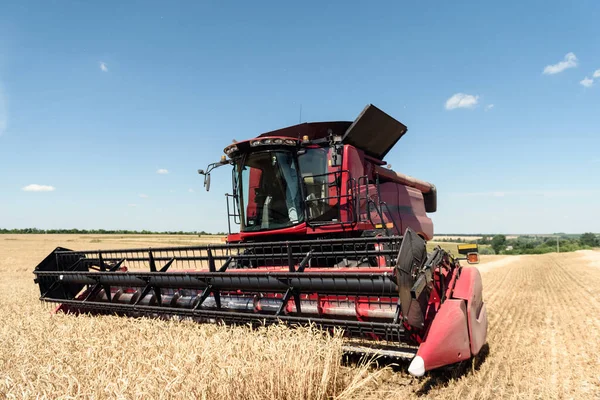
33 104 487 376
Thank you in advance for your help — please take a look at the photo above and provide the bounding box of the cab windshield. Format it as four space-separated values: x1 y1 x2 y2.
237 150 304 232
298 147 332 221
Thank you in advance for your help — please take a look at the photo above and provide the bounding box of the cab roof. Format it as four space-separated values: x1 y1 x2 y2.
257 104 407 160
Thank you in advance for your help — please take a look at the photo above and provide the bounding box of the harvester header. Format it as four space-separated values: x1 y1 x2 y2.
33 104 487 376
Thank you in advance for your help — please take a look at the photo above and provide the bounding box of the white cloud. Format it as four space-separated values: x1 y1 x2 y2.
580 77 594 88
128 203 138 207
485 104 495 111
188 188 195 193
543 52 578 75
139 194 149 198
0 83 7 136
593 69 600 79
157 169 169 174
445 93 479 110
99 62 108 72
22 184 55 192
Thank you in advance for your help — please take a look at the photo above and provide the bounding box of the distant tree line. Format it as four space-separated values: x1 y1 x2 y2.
437 233 498 237
0 228 227 236
438 233 590 239
435 237 470 243
476 233 599 255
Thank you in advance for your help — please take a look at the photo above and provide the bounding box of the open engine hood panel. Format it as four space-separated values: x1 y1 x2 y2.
342 104 407 160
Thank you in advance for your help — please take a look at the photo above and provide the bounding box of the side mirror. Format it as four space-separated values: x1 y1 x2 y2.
204 174 211 192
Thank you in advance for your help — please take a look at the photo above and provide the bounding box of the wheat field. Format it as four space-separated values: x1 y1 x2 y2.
1 235 599 399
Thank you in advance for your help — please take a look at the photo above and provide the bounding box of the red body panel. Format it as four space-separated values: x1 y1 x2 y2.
245 169 262 222
356 183 434 240
452 266 488 356
415 299 471 371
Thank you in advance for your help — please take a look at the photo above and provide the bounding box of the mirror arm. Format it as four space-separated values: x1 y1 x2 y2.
198 157 231 192
198 158 230 176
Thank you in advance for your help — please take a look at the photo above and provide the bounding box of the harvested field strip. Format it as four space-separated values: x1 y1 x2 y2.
368 253 600 399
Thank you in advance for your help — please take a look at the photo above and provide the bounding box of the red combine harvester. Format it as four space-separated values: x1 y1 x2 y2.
33 104 487 376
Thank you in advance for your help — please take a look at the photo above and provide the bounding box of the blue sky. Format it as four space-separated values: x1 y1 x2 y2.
1 1 599 234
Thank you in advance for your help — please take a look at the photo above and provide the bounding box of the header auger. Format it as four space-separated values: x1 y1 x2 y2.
33 104 487 376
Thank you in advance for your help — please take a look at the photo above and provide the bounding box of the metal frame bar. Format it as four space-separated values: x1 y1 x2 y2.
132 251 175 306
43 237 402 278
51 235 401 256
35 270 399 296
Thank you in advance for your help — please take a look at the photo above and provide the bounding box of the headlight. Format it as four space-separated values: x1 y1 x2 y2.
248 138 297 147
224 145 238 155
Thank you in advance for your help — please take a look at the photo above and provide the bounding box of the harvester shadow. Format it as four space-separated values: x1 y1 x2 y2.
342 343 491 395
415 343 491 396
342 353 412 371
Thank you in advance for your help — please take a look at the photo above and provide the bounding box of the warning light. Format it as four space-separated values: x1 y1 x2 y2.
467 253 480 264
